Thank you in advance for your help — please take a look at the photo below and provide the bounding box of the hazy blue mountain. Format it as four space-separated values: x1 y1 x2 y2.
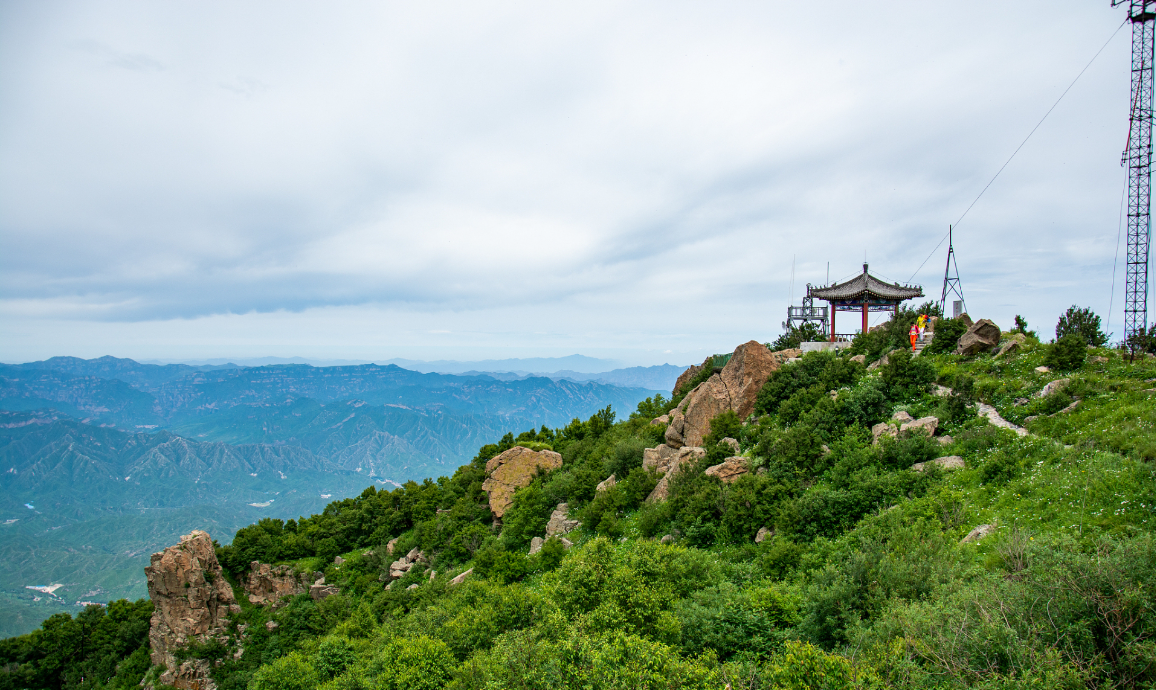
0 356 664 635
549 364 688 392
383 354 620 375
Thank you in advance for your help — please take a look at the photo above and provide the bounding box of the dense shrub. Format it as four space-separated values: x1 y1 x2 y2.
1045 334 1087 371
923 316 969 355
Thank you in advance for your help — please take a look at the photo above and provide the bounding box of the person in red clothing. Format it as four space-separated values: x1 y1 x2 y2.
909 323 919 351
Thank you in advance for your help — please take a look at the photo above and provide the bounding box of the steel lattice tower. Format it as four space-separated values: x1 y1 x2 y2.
1117 0 1156 351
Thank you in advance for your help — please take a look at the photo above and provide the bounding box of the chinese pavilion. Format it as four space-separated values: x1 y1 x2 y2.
808 263 923 341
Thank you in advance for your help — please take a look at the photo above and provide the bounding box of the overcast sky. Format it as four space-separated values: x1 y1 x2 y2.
0 1 1139 366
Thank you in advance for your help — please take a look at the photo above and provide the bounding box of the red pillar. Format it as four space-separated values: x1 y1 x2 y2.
830 305 836 341
861 300 868 334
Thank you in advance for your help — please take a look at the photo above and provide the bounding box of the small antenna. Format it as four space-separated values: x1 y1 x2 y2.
939 225 967 317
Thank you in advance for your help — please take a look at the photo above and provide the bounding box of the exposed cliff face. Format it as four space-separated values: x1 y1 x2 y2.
145 530 239 690
243 561 318 608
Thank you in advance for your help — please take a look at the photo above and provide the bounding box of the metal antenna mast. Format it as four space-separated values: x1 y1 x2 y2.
939 225 966 317
1116 0 1155 352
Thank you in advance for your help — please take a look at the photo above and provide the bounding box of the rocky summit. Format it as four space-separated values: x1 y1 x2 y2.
144 530 239 690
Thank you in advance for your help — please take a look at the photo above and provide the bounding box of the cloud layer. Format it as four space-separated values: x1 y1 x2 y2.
0 0 1137 363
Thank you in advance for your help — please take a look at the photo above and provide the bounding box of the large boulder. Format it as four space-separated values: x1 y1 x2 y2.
482 446 564 518
243 562 317 608
1036 378 1071 398
900 416 939 438
545 503 580 536
721 340 783 420
955 319 1001 355
388 547 429 580
145 530 240 690
704 456 749 483
995 333 1027 359
675 375 732 447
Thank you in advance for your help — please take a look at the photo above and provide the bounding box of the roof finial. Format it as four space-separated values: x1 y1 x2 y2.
863 262 868 274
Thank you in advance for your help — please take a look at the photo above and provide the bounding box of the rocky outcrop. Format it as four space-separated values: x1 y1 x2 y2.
667 341 784 448
995 333 1026 358
850 354 866 365
755 527 772 543
644 445 706 502
673 358 710 397
145 530 240 690
482 446 564 518
596 474 617 492
243 562 317 608
912 455 965 472
651 415 670 426
545 503 580 536
388 547 428 581
976 403 1028 437
955 319 1001 355
449 568 473 586
705 456 748 483
719 437 741 455
310 577 340 601
871 422 898 444
722 341 783 420
900 416 939 438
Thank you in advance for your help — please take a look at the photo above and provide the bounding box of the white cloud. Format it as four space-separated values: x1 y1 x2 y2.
0 0 1137 362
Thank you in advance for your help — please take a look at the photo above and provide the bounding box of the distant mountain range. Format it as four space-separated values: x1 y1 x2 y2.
0 354 683 636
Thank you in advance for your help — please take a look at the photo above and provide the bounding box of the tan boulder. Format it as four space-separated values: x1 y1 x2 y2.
705 456 749 483
545 503 580 536
646 446 706 502
529 536 544 555
664 410 687 448
850 354 866 365
955 319 1001 355
243 562 316 608
651 414 670 426
449 568 473 586
900 416 939 438
719 437 741 454
995 333 1027 358
755 526 772 543
310 582 340 601
891 410 914 423
912 455 965 472
871 422 898 444
482 446 564 518
678 375 732 447
721 340 782 420
961 524 996 544
145 530 240 690
595 474 617 492
1036 378 1071 398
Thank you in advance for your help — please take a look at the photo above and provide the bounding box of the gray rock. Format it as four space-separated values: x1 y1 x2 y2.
892 410 914 423
651 414 670 426
961 524 997 544
406 584 419 591
545 503 580 536
755 526 772 543
937 435 954 445
994 333 1026 359
660 534 673 544
529 537 544 555
850 354 866 365
720 437 741 454
596 474 617 492
1036 378 1071 398
310 583 340 601
449 568 473 586
333 556 345 566
977 403 1029 437
1034 365 1051 373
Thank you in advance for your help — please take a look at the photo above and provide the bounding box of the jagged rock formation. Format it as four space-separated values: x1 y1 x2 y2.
145 530 240 690
665 341 784 448
545 503 580 536
310 577 340 601
704 456 749 483
388 547 428 580
955 319 1001 355
243 562 318 607
449 568 473 585
596 474 617 492
482 446 564 518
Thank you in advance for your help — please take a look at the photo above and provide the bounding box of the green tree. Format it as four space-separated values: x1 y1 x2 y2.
770 322 825 351
1045 333 1088 371
1055 305 1108 347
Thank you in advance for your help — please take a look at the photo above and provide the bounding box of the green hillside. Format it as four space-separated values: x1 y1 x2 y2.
4 315 1155 689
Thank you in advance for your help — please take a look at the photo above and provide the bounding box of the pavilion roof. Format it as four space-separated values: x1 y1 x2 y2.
808 265 923 302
